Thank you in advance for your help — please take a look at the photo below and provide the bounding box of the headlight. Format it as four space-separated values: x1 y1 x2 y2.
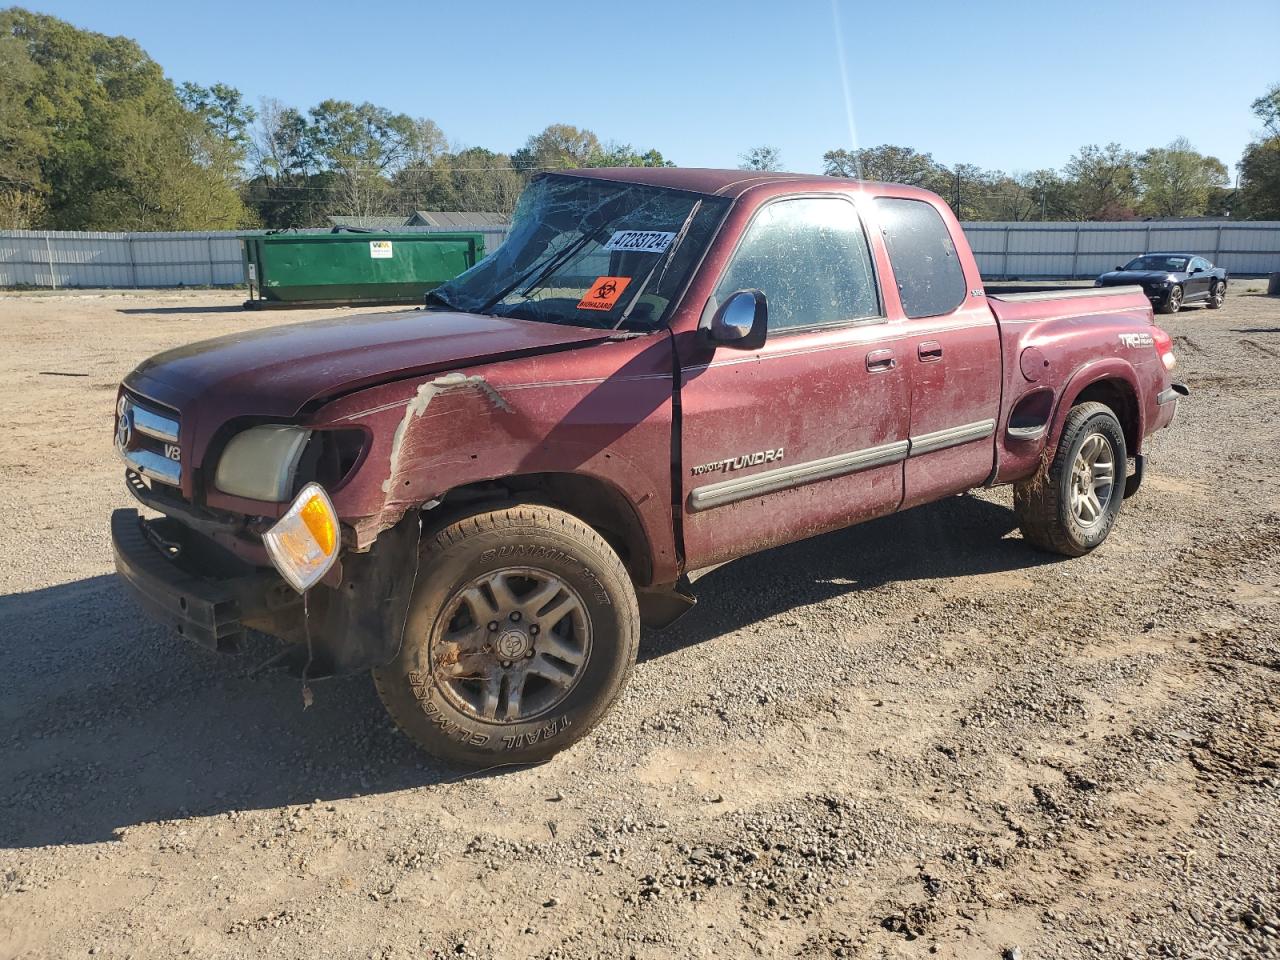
214 425 311 502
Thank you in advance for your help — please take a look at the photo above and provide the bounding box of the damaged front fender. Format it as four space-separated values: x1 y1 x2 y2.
290 510 422 677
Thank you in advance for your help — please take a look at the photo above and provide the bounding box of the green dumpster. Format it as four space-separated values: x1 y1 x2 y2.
241 231 486 308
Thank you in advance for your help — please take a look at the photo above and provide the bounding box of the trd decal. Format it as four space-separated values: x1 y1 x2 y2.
1118 332 1154 348
691 448 784 476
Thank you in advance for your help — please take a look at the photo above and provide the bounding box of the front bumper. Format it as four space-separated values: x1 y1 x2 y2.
111 508 296 651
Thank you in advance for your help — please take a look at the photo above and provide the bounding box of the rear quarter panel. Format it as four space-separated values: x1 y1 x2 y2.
987 290 1171 483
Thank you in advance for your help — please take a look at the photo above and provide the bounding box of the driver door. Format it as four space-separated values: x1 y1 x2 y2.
676 195 910 571
1187 257 1212 301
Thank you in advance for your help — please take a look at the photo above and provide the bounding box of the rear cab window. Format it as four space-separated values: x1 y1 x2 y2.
873 197 967 319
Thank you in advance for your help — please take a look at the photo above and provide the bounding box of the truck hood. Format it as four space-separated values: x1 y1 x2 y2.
124 308 617 423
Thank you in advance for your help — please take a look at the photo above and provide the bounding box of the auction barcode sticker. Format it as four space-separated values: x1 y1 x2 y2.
604 231 676 254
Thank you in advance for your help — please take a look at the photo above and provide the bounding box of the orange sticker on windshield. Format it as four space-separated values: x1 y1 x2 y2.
577 276 631 311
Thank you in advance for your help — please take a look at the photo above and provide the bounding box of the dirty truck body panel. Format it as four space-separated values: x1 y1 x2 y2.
112 167 1182 701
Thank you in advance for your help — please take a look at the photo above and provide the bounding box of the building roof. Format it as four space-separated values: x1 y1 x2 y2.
409 211 510 228
327 215 410 230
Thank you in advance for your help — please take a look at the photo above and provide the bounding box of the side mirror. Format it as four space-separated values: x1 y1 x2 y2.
1114 265 1123 271
1190 266 1203 274
703 289 767 350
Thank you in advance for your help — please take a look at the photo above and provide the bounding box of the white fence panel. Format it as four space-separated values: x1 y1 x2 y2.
0 222 1271 287
962 221 1280 279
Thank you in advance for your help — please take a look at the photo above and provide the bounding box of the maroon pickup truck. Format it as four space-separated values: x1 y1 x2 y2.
112 168 1187 765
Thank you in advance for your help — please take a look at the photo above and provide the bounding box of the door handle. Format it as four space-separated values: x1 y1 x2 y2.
866 349 896 372
918 340 943 362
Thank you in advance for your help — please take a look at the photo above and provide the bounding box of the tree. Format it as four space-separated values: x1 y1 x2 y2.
1137 138 1228 218
307 100 420 218
739 145 782 172
1062 143 1140 220
512 124 602 174
179 82 256 160
0 32 46 227
589 142 674 168
1237 138 1280 219
1237 82 1280 220
0 8 248 229
396 147 524 216
1251 82 1280 137
823 145 950 194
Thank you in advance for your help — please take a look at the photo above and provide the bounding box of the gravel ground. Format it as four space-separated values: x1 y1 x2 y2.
1 287 1278 960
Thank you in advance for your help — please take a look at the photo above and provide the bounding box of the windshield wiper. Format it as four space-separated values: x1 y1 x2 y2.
516 228 599 299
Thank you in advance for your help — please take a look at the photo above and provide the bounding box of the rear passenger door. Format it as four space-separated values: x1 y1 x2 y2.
677 195 911 571
872 197 1002 510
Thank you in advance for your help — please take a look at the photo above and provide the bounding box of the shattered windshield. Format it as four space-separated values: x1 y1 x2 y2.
429 174 730 331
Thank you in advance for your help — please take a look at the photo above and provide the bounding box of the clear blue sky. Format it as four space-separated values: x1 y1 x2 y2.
29 0 1280 175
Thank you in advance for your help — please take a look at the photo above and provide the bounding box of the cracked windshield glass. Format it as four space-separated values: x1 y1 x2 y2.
428 174 729 330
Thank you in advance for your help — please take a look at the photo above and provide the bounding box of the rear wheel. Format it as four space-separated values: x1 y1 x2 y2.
1157 284 1183 314
373 504 640 766
1206 280 1226 309
1014 402 1127 557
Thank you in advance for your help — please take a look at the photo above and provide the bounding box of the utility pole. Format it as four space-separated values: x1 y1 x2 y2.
954 170 961 219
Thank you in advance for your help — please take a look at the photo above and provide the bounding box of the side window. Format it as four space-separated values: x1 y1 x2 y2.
714 197 880 331
874 197 967 319
1192 257 1209 272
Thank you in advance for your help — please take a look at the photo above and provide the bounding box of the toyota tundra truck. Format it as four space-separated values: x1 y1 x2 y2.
111 167 1188 765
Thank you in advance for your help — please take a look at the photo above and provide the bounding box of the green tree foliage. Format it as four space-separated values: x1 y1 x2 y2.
1061 143 1140 220
1237 82 1280 219
395 147 524 217
1251 83 1280 137
739 145 782 172
823 145 947 192
589 142 674 168
0 31 45 226
179 82 256 160
0 8 249 229
513 124 602 173
1137 138 1229 218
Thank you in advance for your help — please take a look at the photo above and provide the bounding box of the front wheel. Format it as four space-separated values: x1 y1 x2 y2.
1157 284 1183 314
373 504 640 766
1014 402 1128 557
1206 280 1226 309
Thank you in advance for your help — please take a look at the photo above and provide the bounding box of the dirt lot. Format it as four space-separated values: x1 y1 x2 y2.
1 287 1278 960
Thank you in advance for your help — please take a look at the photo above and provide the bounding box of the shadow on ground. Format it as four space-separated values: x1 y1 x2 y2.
0 492 1050 849
115 305 253 316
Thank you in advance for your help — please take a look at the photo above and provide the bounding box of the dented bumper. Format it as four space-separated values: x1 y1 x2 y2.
111 508 294 652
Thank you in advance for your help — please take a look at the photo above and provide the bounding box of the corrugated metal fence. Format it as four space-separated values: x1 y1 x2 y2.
964 220 1280 279
1 221 1277 288
0 226 512 289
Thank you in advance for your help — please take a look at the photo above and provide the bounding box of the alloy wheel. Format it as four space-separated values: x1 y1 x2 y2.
1068 433 1115 528
430 567 591 723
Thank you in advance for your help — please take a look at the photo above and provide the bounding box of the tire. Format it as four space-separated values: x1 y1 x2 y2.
1206 280 1226 309
1157 284 1183 314
373 504 640 767
1014 402 1128 557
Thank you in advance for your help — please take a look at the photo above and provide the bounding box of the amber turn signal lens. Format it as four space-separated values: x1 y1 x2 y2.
263 482 340 593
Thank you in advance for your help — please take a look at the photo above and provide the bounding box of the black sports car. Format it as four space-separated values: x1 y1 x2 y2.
1095 253 1228 314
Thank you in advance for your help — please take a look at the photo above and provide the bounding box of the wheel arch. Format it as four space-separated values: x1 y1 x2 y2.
1049 363 1143 459
426 471 657 588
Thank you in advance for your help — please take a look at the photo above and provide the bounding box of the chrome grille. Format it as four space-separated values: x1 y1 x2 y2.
116 391 182 486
